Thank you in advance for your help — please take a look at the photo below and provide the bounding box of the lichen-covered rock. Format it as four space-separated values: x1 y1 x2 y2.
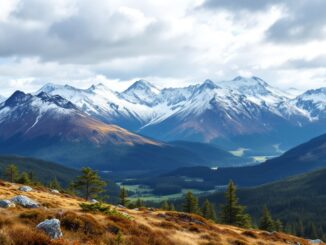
11 195 39 208
19 186 33 192
36 219 63 239
0 199 15 208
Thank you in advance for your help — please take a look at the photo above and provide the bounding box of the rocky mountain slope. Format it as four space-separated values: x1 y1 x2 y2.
0 181 318 245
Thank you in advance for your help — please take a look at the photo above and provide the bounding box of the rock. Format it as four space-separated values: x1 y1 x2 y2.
133 208 139 211
309 239 323 244
50 189 60 194
36 219 63 239
117 204 125 208
90 199 98 203
0 200 15 208
19 186 33 192
11 195 39 208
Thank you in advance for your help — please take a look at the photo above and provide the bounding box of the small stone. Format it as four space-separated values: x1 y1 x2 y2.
19 186 33 192
36 219 63 239
50 189 60 194
117 204 125 208
90 199 98 203
11 195 39 208
0 200 15 208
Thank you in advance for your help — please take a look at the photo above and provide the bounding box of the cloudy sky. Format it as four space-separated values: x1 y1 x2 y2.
0 0 325 96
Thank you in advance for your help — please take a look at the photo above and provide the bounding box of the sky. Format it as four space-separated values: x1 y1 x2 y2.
0 0 325 96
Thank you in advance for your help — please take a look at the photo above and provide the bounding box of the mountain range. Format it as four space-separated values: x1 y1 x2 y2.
35 76 326 154
0 91 245 171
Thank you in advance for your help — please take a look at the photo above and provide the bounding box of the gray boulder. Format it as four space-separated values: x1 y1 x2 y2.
36 219 63 239
19 186 33 192
11 195 39 208
0 200 15 208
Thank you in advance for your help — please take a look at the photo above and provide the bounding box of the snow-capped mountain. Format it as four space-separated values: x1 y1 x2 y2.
0 90 157 145
29 76 326 152
292 88 326 120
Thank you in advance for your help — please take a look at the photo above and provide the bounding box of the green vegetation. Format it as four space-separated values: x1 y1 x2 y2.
73 167 107 200
201 199 217 221
220 181 251 228
259 207 276 232
119 186 128 206
4 164 18 183
182 191 200 215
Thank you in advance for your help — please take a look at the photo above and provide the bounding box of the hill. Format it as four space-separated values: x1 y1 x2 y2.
0 155 79 186
162 132 326 187
0 155 120 203
0 181 317 245
202 168 326 240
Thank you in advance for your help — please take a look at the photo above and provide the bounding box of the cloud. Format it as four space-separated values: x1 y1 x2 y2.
200 0 326 43
200 0 280 12
0 0 325 96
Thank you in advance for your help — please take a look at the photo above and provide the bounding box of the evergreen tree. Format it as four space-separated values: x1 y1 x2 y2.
161 200 170 210
182 191 200 214
202 199 217 221
220 180 251 228
274 219 283 232
48 176 61 190
259 206 275 231
135 198 144 208
169 203 176 211
18 171 31 184
73 167 106 200
119 187 128 206
4 164 19 183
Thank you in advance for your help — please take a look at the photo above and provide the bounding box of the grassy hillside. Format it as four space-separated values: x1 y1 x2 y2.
0 180 315 245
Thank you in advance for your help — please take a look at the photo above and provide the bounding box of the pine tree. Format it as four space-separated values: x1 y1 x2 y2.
220 180 251 228
18 171 31 184
202 199 217 221
4 164 19 183
73 167 106 200
274 219 283 232
259 206 275 231
48 176 61 190
119 187 128 206
169 203 176 211
161 200 170 210
182 191 200 214
136 198 144 208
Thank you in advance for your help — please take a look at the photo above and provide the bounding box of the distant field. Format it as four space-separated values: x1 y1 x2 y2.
120 183 223 203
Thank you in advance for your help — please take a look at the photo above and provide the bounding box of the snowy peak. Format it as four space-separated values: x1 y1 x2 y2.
292 87 326 119
121 80 160 106
125 80 159 93
4 91 33 107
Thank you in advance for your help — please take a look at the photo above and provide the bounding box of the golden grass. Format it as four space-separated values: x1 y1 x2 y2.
0 182 322 245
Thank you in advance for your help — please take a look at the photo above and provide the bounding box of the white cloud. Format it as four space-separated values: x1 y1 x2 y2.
0 0 325 97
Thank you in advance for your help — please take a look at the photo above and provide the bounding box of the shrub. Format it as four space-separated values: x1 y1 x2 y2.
59 211 106 236
80 203 130 220
8 226 51 245
19 210 52 225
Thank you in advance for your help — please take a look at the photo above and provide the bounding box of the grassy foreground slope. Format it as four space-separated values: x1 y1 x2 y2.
0 181 317 245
